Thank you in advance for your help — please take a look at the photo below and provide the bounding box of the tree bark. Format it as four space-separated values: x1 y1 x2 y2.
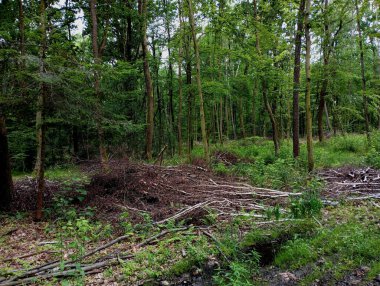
317 0 330 142
188 0 209 161
19 0 25 58
152 36 163 149
292 0 305 158
177 0 184 156
254 0 279 155
263 81 280 156
0 107 13 210
185 35 194 158
139 0 154 160
89 0 108 168
355 0 370 139
239 98 246 138
35 0 47 220
305 0 314 172
126 0 133 62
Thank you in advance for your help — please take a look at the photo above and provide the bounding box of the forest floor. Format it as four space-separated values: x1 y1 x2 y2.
1 135 380 285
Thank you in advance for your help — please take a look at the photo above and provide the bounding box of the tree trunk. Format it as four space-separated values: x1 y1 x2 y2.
225 96 230 139
325 102 332 132
305 0 314 172
252 80 257 136
317 0 330 142
89 0 108 168
126 0 133 62
369 37 380 129
263 81 280 156
292 0 305 158
239 98 246 138
152 37 163 149
177 0 184 156
219 97 223 144
35 0 47 220
355 0 370 139
185 37 194 159
139 0 154 160
0 108 13 210
19 0 25 58
188 0 209 161
254 0 279 155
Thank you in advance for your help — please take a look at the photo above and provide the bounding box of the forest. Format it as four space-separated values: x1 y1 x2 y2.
0 0 380 285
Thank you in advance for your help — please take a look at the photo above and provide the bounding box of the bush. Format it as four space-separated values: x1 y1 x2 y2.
366 148 380 169
331 135 366 153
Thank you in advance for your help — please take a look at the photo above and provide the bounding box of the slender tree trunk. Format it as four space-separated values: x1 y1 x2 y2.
231 101 237 140
239 98 246 138
254 0 279 155
292 0 305 158
225 95 230 139
139 0 154 160
252 80 257 136
355 0 370 139
184 34 194 158
177 0 184 156
325 102 332 132
35 0 47 220
369 37 380 129
126 0 133 62
252 0 259 137
164 3 175 132
188 0 209 160
19 0 25 59
152 37 163 149
0 106 13 210
89 0 108 168
263 81 280 156
219 97 223 144
317 0 330 142
72 126 79 159
305 0 314 172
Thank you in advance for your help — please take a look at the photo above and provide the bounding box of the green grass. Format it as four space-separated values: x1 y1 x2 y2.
172 134 372 191
274 205 380 284
12 165 89 183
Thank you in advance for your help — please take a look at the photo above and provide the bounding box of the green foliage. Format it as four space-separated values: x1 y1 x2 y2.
213 162 229 175
366 131 380 168
274 208 380 283
275 239 317 269
213 254 260 286
290 191 323 219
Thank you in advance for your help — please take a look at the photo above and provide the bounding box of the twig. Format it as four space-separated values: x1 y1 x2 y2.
155 201 213 224
201 230 230 263
0 227 188 286
2 251 58 263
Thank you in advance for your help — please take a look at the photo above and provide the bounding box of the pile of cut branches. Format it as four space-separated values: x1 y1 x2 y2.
83 161 299 224
319 167 380 201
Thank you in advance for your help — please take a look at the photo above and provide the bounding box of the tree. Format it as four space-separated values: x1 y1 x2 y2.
35 0 48 220
355 0 370 139
89 0 109 168
139 0 155 160
0 107 13 210
188 0 209 160
292 0 305 158
305 0 314 171
177 0 184 156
